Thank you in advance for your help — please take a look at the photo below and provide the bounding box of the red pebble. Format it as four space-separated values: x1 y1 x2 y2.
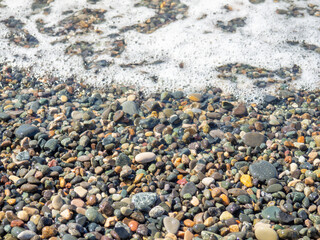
48 159 58 167
177 178 187 185
10 220 24 227
128 220 139 232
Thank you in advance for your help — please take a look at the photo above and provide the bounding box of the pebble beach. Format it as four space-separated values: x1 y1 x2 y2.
1 65 320 240
1 0 320 240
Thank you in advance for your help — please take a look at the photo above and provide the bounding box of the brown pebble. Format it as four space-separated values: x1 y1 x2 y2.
87 195 97 206
41 226 57 239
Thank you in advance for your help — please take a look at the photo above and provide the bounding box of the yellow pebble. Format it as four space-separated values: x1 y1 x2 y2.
7 199 16 205
61 95 68 102
240 174 253 188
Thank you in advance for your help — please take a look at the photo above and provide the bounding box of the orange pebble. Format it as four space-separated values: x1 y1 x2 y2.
297 136 305 143
177 174 183 180
128 220 139 232
184 219 195 227
220 194 230 206
229 224 240 232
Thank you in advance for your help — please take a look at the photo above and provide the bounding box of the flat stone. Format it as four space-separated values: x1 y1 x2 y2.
261 206 281 222
232 102 248 117
0 112 11 121
14 124 39 139
20 184 38 193
131 192 157 211
163 217 180 234
121 101 139 115
135 152 156 164
266 184 283 193
180 182 197 197
243 132 266 147
74 186 87 198
249 160 278 182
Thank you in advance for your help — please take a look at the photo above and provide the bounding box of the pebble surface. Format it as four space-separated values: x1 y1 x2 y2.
1 65 320 240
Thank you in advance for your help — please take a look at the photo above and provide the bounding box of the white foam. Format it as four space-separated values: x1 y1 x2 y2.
0 0 319 102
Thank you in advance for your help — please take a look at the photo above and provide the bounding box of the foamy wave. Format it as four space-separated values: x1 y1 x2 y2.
0 0 319 102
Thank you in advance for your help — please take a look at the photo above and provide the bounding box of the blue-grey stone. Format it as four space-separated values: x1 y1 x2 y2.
116 153 131 167
15 124 39 139
44 139 59 152
249 160 278 182
132 192 157 211
261 206 281 222
62 234 78 240
17 230 36 240
16 151 30 161
180 182 197 197
114 222 132 239
0 112 11 121
85 207 104 224
121 101 139 115
139 118 159 129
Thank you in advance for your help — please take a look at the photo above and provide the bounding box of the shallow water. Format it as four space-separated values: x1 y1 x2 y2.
0 0 319 102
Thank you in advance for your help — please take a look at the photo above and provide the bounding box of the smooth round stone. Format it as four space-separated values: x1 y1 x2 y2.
220 211 233 221
131 192 157 211
163 217 180 234
266 184 283 193
202 177 214 187
149 206 165 218
11 227 25 238
52 195 64 210
14 124 39 139
255 226 278 240
44 139 59 152
85 208 103 224
237 195 251 204
17 230 36 240
62 234 78 240
262 206 281 222
71 111 83 120
17 211 28 222
20 184 38 193
249 160 278 182
243 132 266 147
0 112 11 121
135 152 156 164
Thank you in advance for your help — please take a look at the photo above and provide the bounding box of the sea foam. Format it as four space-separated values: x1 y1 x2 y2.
0 0 319 102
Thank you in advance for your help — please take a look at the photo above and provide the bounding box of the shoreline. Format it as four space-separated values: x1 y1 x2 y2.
1 68 320 240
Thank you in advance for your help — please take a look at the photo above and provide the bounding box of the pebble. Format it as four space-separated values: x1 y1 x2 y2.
249 160 278 182
163 217 180 234
135 152 156 163
14 124 39 139
243 132 266 147
131 192 157 211
17 230 36 240
255 226 278 240
74 186 88 198
52 195 64 210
